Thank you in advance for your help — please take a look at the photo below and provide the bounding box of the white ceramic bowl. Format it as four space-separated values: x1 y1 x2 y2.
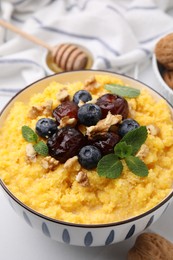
152 54 173 104
0 70 173 247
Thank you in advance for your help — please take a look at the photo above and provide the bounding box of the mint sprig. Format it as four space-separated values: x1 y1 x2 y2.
22 125 38 143
97 154 123 179
104 84 140 98
97 126 149 178
22 125 48 157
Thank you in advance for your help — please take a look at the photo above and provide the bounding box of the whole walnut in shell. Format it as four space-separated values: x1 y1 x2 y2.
128 233 173 260
163 70 173 89
155 33 173 70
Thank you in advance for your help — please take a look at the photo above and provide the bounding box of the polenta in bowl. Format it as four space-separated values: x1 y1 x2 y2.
0 70 173 246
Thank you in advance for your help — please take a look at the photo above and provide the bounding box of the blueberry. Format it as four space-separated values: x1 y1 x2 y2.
118 119 140 137
73 90 92 105
78 103 102 126
78 145 102 169
36 118 58 138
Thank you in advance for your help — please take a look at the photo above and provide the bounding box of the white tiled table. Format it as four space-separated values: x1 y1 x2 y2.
0 63 173 260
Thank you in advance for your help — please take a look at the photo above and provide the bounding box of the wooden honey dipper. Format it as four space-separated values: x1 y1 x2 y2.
0 19 89 71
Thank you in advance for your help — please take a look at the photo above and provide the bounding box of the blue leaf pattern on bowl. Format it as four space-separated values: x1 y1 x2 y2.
62 229 70 244
162 203 170 216
42 222 51 237
105 230 114 245
23 211 32 227
8 198 15 211
84 232 93 247
145 215 154 229
125 224 135 240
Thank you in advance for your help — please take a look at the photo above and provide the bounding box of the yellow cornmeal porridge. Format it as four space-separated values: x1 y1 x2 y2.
0 75 173 224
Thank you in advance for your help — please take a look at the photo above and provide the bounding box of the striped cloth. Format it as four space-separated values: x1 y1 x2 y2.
0 0 173 96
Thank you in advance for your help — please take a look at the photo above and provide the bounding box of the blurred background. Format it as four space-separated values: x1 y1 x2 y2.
0 0 173 96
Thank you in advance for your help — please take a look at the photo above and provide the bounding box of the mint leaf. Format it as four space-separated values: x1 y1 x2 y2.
22 125 38 143
22 126 48 156
114 141 133 158
34 141 48 156
105 84 140 98
120 126 148 155
125 156 148 177
97 154 123 179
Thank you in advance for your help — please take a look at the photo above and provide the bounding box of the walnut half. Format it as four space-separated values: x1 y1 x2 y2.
147 124 159 136
63 156 81 172
76 171 89 187
41 156 59 171
136 144 149 159
28 100 53 119
84 76 101 92
57 88 70 102
86 111 122 139
26 143 37 163
59 116 77 128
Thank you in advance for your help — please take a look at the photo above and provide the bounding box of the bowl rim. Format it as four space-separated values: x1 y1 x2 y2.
0 69 173 228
